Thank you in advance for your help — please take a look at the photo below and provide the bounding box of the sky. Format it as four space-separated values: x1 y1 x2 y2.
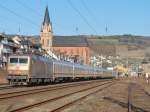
0 0 150 36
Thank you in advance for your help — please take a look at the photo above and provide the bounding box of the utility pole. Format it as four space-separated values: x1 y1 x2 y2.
18 23 21 35
105 24 108 35
76 27 79 35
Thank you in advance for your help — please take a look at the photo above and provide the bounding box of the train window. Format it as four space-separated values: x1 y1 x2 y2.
10 58 18 63
19 58 28 64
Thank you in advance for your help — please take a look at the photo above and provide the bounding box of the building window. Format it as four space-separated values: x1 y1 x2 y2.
42 39 44 45
77 48 79 54
47 39 49 46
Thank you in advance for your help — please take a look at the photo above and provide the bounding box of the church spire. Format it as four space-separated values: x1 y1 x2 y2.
43 6 50 26
41 5 52 33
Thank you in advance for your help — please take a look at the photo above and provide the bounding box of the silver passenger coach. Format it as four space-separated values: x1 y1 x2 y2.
7 54 115 85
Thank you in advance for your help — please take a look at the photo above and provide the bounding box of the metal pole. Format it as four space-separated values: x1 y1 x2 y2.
128 84 132 112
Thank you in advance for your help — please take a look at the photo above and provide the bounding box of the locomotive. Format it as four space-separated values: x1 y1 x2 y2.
7 54 116 85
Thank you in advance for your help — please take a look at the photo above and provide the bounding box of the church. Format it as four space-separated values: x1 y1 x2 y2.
40 6 90 64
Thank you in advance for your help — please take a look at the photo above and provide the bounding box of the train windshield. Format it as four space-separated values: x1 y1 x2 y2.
19 58 28 64
10 58 18 63
9 57 28 64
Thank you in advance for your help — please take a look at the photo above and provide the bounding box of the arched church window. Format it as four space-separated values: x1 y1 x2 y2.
47 39 49 46
42 39 44 45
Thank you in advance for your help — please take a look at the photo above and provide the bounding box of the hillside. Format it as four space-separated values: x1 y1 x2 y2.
86 35 150 58
10 34 150 58
87 38 117 56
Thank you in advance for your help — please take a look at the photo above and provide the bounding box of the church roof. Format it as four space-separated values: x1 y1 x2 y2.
43 6 50 26
53 36 88 47
1 34 89 47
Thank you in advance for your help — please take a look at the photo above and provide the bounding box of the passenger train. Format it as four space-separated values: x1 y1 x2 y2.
7 54 116 85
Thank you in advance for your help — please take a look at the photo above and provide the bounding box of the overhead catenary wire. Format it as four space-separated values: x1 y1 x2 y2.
80 0 99 25
15 0 69 34
81 0 109 35
0 16 21 33
67 0 98 34
0 3 40 31
15 0 42 17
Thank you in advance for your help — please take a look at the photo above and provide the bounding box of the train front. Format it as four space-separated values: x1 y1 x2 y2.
7 55 30 85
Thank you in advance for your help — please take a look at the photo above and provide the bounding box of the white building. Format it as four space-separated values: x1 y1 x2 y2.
0 34 18 61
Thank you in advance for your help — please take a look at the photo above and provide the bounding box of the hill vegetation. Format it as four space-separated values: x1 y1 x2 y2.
86 35 150 57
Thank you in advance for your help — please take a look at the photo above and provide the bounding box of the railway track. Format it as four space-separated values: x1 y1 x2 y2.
0 84 29 91
103 80 150 112
0 85 13 90
128 83 150 112
0 79 113 101
9 80 116 112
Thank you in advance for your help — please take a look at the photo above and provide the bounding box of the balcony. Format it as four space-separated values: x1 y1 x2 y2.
2 48 13 53
1 40 17 47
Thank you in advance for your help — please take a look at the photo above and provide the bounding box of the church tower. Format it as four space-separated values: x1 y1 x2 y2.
40 6 53 50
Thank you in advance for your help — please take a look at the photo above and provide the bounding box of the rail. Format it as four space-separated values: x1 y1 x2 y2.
10 80 116 112
0 79 113 100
